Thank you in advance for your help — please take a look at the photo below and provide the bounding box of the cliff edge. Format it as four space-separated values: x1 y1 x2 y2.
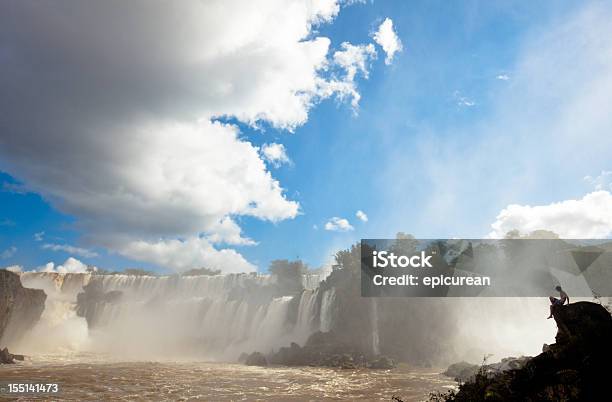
438 301 612 401
0 269 46 347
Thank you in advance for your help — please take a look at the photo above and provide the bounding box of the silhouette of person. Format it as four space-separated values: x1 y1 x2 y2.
547 285 569 319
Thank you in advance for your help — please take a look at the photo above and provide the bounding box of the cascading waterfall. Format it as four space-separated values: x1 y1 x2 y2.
17 272 91 353
13 272 559 365
293 289 319 344
15 272 330 359
319 288 336 332
371 298 380 355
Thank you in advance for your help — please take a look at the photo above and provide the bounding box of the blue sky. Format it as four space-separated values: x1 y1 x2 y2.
1 0 611 273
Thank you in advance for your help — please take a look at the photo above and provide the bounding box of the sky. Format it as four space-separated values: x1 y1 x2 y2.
1 0 612 274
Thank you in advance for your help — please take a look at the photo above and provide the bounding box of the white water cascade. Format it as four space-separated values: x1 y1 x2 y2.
16 272 334 360
293 289 319 344
319 288 336 332
371 298 380 355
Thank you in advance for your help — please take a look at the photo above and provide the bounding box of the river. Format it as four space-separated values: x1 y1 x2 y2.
0 356 456 401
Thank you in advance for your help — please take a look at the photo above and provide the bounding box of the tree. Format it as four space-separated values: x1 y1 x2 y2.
182 267 221 276
269 259 306 293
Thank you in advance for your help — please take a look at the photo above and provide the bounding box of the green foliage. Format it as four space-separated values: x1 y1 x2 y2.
269 259 306 293
182 267 221 276
122 268 158 276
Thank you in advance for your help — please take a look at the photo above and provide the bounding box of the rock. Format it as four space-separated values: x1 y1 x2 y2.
443 302 612 401
443 356 530 382
0 270 47 344
551 300 612 345
337 354 356 369
245 351 268 366
488 356 530 372
0 347 15 364
0 347 25 364
268 331 395 369
1 347 14 364
368 355 396 369
443 361 479 381
76 281 123 328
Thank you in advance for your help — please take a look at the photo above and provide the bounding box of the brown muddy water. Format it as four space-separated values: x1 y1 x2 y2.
0 355 456 401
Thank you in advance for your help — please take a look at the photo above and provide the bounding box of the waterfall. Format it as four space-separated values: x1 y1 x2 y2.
17 272 91 353
371 298 380 355
252 296 293 348
293 289 319 344
301 266 333 290
319 288 336 332
15 272 324 359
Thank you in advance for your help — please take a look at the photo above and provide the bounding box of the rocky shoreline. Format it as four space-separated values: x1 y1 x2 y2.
435 301 612 401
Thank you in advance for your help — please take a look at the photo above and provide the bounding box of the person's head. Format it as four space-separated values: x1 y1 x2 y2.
555 285 562 291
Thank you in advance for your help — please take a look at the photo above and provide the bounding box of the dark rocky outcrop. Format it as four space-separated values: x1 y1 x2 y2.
443 356 531 382
0 269 46 345
367 355 396 369
76 281 122 328
237 352 249 363
264 331 395 369
443 361 480 382
0 347 24 364
438 302 612 401
244 351 268 366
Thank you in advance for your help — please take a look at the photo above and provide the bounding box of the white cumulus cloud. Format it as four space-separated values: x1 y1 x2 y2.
356 210 368 222
489 191 612 238
39 257 92 274
373 18 403 65
42 243 99 258
119 236 256 274
205 217 257 246
325 217 354 231
0 1 379 273
4 265 23 273
326 42 377 109
584 170 612 191
261 143 292 168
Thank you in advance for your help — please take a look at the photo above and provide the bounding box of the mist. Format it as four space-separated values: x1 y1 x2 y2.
8 268 562 367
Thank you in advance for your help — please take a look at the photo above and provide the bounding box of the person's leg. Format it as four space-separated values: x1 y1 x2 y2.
547 297 557 318
548 304 553 319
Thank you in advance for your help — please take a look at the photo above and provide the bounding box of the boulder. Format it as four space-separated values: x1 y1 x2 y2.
0 347 24 364
0 347 14 364
245 351 268 366
443 361 479 381
443 356 529 382
367 355 395 369
551 300 612 345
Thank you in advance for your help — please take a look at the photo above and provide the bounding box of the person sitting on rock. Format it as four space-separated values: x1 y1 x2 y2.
547 285 569 319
